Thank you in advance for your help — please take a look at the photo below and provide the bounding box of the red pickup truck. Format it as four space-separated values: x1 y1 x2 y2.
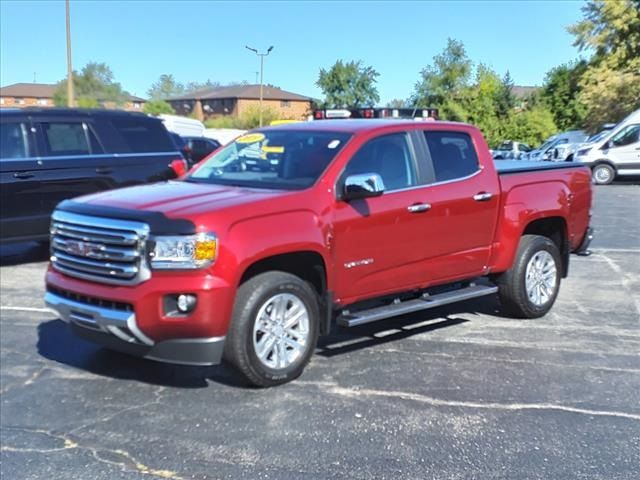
44 120 593 386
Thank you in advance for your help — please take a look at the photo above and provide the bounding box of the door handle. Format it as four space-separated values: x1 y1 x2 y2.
473 192 493 202
407 203 431 213
95 167 113 174
13 172 34 179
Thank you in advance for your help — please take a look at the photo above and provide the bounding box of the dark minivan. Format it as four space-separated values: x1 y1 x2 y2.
0 108 186 244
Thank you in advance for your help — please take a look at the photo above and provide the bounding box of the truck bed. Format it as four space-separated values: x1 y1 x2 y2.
495 160 584 174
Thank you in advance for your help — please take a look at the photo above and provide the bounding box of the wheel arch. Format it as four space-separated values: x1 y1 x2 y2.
522 216 569 277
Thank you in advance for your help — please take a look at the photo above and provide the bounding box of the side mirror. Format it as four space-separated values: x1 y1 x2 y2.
342 173 385 201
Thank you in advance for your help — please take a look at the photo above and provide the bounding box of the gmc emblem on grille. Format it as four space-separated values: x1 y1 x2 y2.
66 240 104 257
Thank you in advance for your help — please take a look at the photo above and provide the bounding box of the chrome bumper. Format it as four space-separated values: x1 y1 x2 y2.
45 291 225 366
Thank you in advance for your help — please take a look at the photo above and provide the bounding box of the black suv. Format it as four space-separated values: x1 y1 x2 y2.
0 108 185 244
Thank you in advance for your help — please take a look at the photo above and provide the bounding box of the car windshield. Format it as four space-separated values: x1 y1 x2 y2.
587 130 610 143
187 130 352 190
537 137 557 152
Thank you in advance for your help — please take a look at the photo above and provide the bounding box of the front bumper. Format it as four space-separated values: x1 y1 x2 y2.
45 290 225 366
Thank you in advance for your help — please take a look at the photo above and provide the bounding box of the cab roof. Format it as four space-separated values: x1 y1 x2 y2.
258 119 471 134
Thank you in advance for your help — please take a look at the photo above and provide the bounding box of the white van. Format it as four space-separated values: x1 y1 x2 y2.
158 114 205 137
575 109 640 184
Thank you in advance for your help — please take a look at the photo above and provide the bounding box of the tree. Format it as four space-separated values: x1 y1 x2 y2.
412 38 472 116
540 62 588 131
386 98 409 108
495 71 516 120
147 74 185 100
185 79 221 94
317 60 380 108
53 62 129 107
505 106 558 147
568 0 640 131
143 99 175 115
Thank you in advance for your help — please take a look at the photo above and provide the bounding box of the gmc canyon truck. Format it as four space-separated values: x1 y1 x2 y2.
44 120 593 387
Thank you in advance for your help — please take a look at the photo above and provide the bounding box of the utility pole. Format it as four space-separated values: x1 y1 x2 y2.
65 0 74 107
245 45 274 127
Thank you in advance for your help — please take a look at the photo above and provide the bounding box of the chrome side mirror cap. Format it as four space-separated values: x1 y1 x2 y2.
342 173 385 201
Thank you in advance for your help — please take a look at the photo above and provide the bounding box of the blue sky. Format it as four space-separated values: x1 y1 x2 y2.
1 0 585 102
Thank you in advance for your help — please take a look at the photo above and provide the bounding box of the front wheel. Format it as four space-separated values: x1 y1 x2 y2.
592 164 615 185
497 235 562 318
224 271 319 387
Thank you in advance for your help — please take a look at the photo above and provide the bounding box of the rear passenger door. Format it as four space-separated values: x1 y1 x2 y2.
417 129 500 283
33 117 114 224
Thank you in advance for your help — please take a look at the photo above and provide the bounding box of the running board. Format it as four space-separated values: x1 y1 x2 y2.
337 284 498 328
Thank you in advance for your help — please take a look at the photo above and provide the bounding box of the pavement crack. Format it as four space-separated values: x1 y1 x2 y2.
69 386 167 435
1 426 186 479
298 381 640 421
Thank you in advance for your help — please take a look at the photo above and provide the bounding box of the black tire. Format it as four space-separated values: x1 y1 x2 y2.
224 271 320 387
592 163 615 185
496 235 562 319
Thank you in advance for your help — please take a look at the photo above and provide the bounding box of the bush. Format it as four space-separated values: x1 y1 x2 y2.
204 105 284 130
143 99 175 115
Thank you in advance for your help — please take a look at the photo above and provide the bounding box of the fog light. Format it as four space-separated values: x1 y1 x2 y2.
177 294 197 313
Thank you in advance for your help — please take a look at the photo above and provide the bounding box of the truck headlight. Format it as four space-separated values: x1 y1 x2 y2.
150 233 217 269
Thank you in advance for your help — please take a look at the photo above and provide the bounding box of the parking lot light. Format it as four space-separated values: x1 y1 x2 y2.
245 45 274 127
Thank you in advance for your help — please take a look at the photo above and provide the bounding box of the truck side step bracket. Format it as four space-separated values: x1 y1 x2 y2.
337 284 498 328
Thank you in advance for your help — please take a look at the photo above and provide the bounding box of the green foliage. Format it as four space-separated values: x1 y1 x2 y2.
317 60 380 108
76 97 100 108
504 106 558 147
147 74 185 100
386 98 409 108
495 71 516 120
540 61 588 130
143 99 175 115
204 105 282 130
412 38 472 112
568 0 640 131
53 62 129 107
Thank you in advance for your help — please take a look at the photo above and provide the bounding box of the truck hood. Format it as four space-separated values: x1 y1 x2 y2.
71 180 286 218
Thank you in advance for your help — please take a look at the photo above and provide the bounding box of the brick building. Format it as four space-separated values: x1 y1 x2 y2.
168 84 313 121
0 83 146 111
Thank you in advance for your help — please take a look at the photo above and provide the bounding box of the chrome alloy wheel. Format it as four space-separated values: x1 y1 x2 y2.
252 293 310 369
525 251 557 306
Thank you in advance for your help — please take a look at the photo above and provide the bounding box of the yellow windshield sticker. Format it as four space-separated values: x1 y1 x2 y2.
236 133 265 144
262 145 285 154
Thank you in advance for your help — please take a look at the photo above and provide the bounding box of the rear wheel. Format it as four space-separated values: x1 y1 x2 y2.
497 235 562 318
224 271 319 387
592 163 615 185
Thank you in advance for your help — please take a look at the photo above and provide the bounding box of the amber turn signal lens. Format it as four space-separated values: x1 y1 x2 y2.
194 239 217 261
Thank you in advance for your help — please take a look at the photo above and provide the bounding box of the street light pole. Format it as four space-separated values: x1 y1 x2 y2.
65 0 74 107
245 45 274 127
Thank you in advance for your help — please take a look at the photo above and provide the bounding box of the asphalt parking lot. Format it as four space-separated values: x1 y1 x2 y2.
1 183 639 480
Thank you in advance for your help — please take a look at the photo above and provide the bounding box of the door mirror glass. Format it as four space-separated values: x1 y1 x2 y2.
343 173 385 201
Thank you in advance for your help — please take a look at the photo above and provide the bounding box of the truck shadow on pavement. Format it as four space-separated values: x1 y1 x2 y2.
36 296 504 388
36 319 245 389
0 242 49 266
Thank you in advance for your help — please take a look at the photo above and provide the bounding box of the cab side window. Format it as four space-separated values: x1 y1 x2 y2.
424 131 479 182
0 122 29 159
344 133 416 191
610 124 640 148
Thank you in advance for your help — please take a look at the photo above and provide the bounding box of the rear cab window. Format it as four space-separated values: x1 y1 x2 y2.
423 131 479 182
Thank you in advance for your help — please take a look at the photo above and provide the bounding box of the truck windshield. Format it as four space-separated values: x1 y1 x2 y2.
187 130 352 190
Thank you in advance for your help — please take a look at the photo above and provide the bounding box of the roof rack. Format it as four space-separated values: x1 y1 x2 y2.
313 107 438 121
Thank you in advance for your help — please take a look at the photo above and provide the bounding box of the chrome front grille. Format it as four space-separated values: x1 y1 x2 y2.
50 210 151 286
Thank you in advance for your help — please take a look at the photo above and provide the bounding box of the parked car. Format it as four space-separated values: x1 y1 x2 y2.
169 132 192 161
553 124 616 162
45 120 593 387
183 136 221 165
0 108 186 244
492 141 532 160
158 114 205 137
575 109 640 184
526 130 588 162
